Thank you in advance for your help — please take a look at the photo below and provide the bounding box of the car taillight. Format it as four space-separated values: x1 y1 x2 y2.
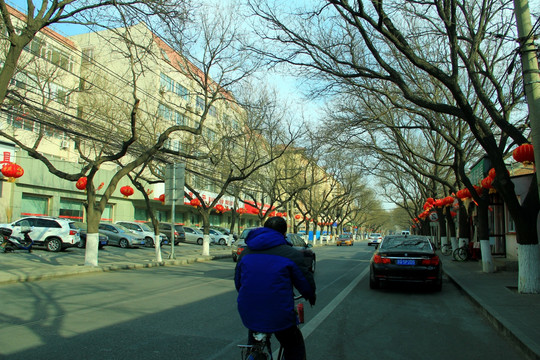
373 254 391 264
69 230 77 236
421 256 440 266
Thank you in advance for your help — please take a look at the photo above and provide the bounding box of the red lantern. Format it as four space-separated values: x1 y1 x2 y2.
190 198 201 207
1 163 24 182
97 182 104 190
159 194 165 204
426 198 435 205
215 204 224 213
456 188 471 199
75 177 87 190
237 208 247 215
276 212 283 217
513 144 534 164
488 168 496 179
481 176 493 189
443 196 454 206
120 185 134 198
295 214 302 220
434 199 444 207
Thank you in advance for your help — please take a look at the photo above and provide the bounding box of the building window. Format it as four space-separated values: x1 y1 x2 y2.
160 73 175 92
175 83 189 100
59 199 84 220
82 48 94 64
20 194 49 216
209 105 217 117
196 96 205 111
158 103 173 121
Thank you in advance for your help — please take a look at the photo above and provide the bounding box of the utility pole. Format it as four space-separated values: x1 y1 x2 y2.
514 0 540 195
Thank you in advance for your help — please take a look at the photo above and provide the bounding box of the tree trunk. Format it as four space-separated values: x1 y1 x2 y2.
477 196 495 273
201 210 210 256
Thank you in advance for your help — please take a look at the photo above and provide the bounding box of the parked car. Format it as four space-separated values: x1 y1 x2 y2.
73 222 108 249
208 228 229 245
183 226 205 245
0 216 80 252
368 233 383 246
336 234 354 246
369 235 442 291
146 222 186 245
115 221 168 247
210 226 238 241
232 228 316 273
98 223 145 248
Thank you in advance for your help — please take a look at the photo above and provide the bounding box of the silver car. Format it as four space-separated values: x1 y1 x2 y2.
183 226 205 245
98 223 145 248
115 221 168 247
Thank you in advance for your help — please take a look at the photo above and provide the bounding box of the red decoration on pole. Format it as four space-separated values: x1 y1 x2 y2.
120 185 134 198
76 177 87 190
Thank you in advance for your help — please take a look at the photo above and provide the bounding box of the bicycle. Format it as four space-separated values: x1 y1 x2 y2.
238 296 304 360
441 243 453 256
453 242 474 261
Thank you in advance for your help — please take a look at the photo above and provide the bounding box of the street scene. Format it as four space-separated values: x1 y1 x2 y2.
1 1 540 359
0 244 532 360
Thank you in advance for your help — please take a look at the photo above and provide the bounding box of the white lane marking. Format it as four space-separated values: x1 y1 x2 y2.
272 266 370 358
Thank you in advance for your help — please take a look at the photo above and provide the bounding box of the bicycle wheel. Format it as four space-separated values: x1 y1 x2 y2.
441 244 452 256
454 247 467 261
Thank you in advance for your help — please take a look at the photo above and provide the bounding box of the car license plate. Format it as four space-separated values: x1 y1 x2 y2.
396 259 415 265
140 241 145 245
100 240 107 245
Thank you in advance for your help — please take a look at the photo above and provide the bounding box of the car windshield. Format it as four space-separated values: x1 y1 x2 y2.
370 233 381 237
339 235 349 239
380 237 431 251
115 224 130 232
138 223 152 231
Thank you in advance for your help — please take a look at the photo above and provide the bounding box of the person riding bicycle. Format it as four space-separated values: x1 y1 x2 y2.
235 216 316 360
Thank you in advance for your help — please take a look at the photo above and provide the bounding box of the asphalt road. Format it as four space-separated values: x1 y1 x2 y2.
0 245 526 359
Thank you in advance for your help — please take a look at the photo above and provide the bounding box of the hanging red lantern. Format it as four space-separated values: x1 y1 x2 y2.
276 212 283 217
75 176 87 190
456 188 471 199
434 199 444 207
237 208 247 215
426 198 435 205
1 163 24 182
513 144 534 164
481 176 493 189
443 196 454 206
120 185 134 198
295 214 302 220
450 211 457 218
190 198 201 207
488 168 496 179
159 194 165 204
215 204 224 213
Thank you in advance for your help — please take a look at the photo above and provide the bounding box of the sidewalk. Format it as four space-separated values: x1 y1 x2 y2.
1 246 539 359
442 256 540 360
0 244 232 284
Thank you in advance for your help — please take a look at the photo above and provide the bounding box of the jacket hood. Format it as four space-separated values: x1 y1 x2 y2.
245 227 287 250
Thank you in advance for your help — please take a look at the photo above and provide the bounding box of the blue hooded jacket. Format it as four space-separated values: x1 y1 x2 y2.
235 227 316 333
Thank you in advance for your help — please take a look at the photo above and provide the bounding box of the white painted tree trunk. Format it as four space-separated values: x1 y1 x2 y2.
84 233 99 266
518 243 540 294
202 234 210 256
227 234 233 246
480 239 495 273
154 234 162 262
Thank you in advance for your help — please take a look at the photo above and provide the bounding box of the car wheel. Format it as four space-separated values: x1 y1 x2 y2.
197 238 203 245
77 240 85 249
119 239 129 248
145 237 154 247
46 238 62 252
219 239 226 245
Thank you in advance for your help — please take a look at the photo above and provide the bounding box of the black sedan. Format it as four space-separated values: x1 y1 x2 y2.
369 235 442 291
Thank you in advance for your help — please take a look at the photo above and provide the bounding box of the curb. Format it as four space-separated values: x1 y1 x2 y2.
444 270 540 360
0 253 232 285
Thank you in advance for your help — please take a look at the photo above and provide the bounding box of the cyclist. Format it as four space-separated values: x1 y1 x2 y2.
235 216 316 360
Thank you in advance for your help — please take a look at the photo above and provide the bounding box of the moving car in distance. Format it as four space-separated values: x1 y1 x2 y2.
367 233 383 246
336 234 354 246
369 235 442 291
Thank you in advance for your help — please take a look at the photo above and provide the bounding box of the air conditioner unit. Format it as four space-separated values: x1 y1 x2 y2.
60 140 69 149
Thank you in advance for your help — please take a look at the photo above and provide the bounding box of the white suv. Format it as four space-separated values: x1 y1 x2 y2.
0 216 80 252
